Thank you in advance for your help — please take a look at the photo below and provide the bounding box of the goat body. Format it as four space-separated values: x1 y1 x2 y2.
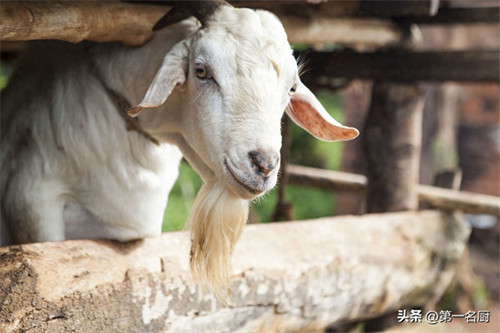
1 21 196 245
1 5 358 299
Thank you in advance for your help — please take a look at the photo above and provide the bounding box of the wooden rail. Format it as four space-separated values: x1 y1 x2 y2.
288 164 500 217
0 211 470 332
299 49 500 83
0 1 403 47
2 2 497 48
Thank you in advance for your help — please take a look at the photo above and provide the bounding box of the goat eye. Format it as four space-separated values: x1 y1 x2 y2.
195 65 211 80
290 84 297 93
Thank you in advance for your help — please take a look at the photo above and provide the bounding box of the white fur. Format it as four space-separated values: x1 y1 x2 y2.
1 6 358 298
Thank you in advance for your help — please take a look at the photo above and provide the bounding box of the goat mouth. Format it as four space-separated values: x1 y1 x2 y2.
224 159 264 196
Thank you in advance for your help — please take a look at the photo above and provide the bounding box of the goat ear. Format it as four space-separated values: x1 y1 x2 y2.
286 83 359 142
128 41 189 117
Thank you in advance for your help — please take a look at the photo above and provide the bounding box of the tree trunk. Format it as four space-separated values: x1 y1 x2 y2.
363 82 424 213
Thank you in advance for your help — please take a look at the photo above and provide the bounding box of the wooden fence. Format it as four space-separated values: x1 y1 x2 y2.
0 211 470 332
288 165 500 217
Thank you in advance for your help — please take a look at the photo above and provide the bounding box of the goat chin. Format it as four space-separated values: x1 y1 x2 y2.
187 180 249 303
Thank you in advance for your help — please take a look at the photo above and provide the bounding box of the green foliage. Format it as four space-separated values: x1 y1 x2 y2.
162 161 202 232
0 62 10 90
471 277 489 309
438 275 490 311
252 186 335 223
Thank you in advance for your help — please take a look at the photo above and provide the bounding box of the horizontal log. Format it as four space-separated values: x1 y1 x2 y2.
136 0 437 19
299 49 500 83
0 1 167 46
0 211 469 332
405 7 500 25
281 17 404 47
1 1 497 47
0 1 403 47
288 164 367 193
240 1 499 24
418 185 500 217
288 164 500 216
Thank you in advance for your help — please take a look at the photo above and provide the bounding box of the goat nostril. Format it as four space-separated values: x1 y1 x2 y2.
248 150 279 176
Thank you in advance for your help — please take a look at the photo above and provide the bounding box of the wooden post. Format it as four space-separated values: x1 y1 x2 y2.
362 82 424 213
272 115 294 221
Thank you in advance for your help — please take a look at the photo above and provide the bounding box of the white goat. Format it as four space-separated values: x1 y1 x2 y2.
0 1 358 300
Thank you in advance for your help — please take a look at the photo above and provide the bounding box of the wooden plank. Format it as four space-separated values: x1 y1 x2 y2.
299 50 500 83
0 211 470 332
287 164 500 217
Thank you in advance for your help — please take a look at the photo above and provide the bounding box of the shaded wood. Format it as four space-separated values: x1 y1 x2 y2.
239 1 498 24
299 50 500 84
0 211 470 332
272 115 294 221
362 82 423 213
434 169 462 190
145 0 436 18
405 7 500 25
287 164 500 217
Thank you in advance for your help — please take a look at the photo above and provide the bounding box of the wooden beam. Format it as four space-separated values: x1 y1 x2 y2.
406 7 500 25
281 16 404 47
0 1 167 46
0 1 404 47
363 82 424 213
418 185 500 217
288 164 367 194
0 211 470 332
299 50 500 83
287 164 500 217
1 1 497 47
234 0 435 18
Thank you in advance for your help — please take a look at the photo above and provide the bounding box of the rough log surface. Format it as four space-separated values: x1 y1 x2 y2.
1 211 469 333
363 82 424 213
287 164 500 217
0 1 403 47
0 1 167 46
2 1 497 47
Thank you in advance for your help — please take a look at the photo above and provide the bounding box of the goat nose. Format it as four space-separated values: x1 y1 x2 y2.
248 150 279 177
